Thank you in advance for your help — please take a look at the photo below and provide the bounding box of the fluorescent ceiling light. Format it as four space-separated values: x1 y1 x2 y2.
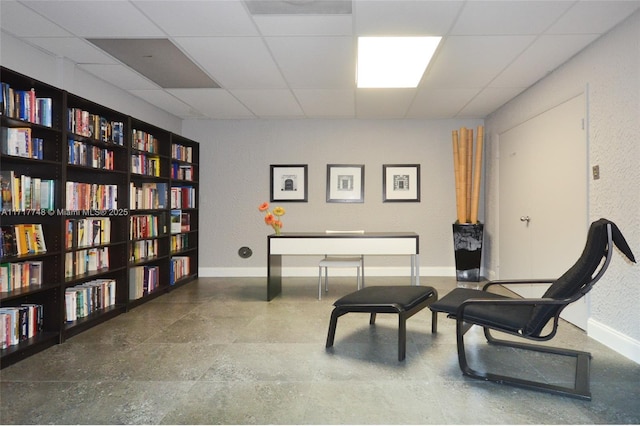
357 36 441 88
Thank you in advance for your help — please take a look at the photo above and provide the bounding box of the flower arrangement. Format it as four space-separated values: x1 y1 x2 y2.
258 202 285 235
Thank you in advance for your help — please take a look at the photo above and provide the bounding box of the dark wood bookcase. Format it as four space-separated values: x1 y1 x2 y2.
1 67 199 367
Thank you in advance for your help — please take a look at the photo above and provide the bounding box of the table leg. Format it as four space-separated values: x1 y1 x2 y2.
267 254 282 301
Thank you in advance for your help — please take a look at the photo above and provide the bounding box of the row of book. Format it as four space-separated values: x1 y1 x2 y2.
65 217 111 249
132 129 159 153
130 214 164 239
0 304 43 349
0 260 43 292
65 182 118 210
65 278 116 322
171 163 195 181
171 234 189 253
130 239 158 263
131 152 161 177
170 256 190 284
64 247 109 278
1 127 44 160
129 265 159 300
171 143 193 163
170 186 196 209
68 139 115 170
129 182 168 210
1 224 47 257
1 83 52 127
67 108 124 145
1 171 55 212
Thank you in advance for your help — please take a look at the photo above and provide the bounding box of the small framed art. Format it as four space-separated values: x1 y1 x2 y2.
383 164 420 202
270 164 308 202
326 164 364 203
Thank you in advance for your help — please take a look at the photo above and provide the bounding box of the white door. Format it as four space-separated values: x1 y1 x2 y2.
498 94 588 329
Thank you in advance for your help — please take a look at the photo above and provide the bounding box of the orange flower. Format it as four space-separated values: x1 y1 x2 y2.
274 220 283 229
258 202 270 212
264 213 275 225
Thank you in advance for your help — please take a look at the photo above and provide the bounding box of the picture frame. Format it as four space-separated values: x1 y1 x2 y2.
270 164 308 202
326 164 365 203
382 164 420 202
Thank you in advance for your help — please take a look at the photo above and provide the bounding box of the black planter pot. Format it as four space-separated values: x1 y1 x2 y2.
452 223 483 282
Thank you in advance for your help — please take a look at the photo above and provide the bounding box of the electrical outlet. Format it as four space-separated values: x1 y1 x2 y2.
592 165 600 180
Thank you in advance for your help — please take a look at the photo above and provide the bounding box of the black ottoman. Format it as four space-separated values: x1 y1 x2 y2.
325 285 438 361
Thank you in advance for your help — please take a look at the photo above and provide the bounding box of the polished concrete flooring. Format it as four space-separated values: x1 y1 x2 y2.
1 276 639 424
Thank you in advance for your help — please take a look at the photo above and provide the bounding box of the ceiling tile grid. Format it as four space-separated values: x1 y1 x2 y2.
2 0 639 120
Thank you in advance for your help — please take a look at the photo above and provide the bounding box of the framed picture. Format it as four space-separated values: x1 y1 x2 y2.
383 164 420 202
270 164 308 202
326 164 364 203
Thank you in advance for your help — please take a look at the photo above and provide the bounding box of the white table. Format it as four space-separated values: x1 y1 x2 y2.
267 232 420 300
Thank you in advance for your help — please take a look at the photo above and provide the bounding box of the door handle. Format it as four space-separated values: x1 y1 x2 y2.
520 216 531 223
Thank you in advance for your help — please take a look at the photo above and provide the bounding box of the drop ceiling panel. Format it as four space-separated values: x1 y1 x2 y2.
19 1 165 37
546 1 640 34
132 0 259 36
231 89 304 118
173 37 287 89
407 87 481 119
490 34 599 88
167 89 256 119
451 1 573 35
78 64 159 90
0 0 70 37
458 87 525 117
294 89 355 117
130 89 201 119
23 37 118 64
265 36 355 88
354 0 463 36
427 35 536 88
355 89 416 118
253 15 353 36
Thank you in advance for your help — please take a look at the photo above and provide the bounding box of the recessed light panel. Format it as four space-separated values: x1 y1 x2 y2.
357 37 441 88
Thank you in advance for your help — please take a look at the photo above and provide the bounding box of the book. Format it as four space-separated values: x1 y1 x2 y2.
170 210 181 234
0 170 13 211
1 226 18 257
1 127 31 158
32 224 47 253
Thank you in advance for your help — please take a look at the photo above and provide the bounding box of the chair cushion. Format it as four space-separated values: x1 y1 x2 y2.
334 286 436 311
430 288 533 333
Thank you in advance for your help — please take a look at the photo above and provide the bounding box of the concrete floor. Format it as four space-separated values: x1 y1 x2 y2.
1 276 639 424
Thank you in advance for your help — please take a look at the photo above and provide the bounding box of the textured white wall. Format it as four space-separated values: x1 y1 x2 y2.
184 118 483 276
484 11 640 357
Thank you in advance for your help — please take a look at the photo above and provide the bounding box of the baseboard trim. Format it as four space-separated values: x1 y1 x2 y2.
198 266 456 278
588 318 640 364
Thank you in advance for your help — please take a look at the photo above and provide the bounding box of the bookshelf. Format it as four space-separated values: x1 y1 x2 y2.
169 134 199 286
1 67 199 367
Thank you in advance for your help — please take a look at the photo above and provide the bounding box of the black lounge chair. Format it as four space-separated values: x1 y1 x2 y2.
429 218 636 400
